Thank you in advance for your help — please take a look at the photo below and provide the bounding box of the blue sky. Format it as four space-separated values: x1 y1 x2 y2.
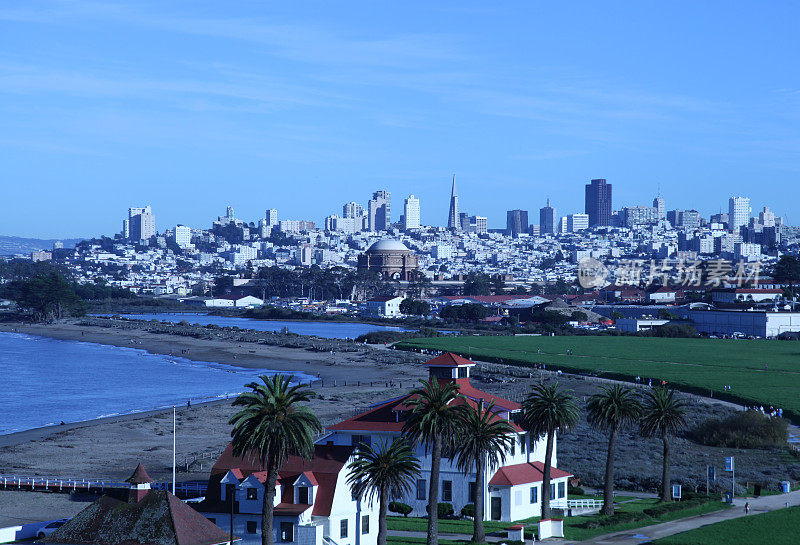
2 1 799 238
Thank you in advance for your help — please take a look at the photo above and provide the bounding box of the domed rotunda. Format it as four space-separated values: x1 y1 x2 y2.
357 239 420 281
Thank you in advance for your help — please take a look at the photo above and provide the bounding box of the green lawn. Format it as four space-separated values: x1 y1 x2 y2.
654 506 800 545
396 336 800 419
388 498 729 542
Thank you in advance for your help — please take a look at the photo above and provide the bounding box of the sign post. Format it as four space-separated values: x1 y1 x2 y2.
672 484 682 501
725 457 735 501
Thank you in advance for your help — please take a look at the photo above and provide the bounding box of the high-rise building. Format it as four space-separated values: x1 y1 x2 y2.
728 196 751 234
469 215 487 234
342 202 364 219
368 190 391 231
174 225 191 248
585 178 612 227
403 195 421 230
266 209 278 227
567 213 589 232
653 195 665 220
128 206 155 241
447 175 460 230
539 199 556 235
506 209 528 237
620 206 658 228
759 206 776 228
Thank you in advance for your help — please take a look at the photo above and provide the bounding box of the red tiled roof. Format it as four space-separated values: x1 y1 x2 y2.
488 462 572 486
126 463 153 485
274 503 312 516
423 352 476 367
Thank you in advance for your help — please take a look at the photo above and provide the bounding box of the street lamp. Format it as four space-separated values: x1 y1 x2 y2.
220 471 242 545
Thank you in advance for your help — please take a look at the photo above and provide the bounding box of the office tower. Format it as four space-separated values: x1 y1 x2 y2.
174 225 191 248
447 175 460 230
539 199 556 235
226 206 234 220
506 209 528 237
620 206 658 228
368 190 391 231
458 212 470 232
122 219 130 239
567 213 589 232
585 178 612 226
402 195 421 230
469 215 487 234
653 195 665 220
342 202 364 219
557 216 568 234
759 206 776 228
266 209 278 227
128 206 155 241
728 196 751 233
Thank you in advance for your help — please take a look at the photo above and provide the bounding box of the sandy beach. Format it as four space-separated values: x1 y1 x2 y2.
1 318 798 527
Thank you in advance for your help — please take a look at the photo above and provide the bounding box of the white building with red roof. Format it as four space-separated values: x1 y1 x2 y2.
325 352 573 522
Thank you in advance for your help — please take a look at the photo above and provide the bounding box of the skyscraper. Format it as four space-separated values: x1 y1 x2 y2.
539 199 556 235
342 202 364 219
266 209 278 227
403 195 420 230
447 175 460 230
506 209 528 237
368 190 391 231
585 178 612 227
728 196 751 234
653 195 665 220
128 206 155 241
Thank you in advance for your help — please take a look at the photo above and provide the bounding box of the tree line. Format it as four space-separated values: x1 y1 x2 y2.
228 375 688 545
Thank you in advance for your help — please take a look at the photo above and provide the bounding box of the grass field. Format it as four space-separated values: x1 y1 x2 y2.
387 498 729 542
396 335 800 419
654 505 800 545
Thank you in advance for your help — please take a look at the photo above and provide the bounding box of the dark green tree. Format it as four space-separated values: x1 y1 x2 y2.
773 255 800 296
347 438 421 545
640 388 688 502
229 375 322 545
586 385 642 515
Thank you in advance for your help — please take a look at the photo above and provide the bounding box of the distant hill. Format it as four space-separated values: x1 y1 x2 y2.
0 235 85 256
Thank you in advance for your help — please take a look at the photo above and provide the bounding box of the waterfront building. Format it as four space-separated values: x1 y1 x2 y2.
362 295 404 317
325 353 573 521
585 179 612 227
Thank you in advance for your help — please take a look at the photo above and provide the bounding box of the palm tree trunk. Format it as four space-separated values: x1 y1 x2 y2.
473 459 486 543
541 429 554 519
601 423 618 515
378 485 389 545
661 431 671 502
427 434 441 545
262 464 278 545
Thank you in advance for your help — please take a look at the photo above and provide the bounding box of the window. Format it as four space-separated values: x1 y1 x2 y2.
510 439 515 456
468 481 476 503
551 483 556 499
280 522 294 542
558 482 566 499
520 434 526 455
416 479 427 500
457 367 468 378
352 434 371 447
361 515 369 535
247 521 258 534
298 486 309 504
247 488 258 501
442 480 453 502
530 486 538 504
207 518 216 525
340 519 348 539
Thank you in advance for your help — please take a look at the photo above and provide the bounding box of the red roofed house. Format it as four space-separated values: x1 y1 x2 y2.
325 352 572 522
200 444 378 545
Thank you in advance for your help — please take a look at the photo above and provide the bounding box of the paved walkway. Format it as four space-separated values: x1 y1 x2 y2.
580 489 800 544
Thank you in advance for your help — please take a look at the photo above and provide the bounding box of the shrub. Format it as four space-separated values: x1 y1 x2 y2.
567 485 585 496
388 501 413 517
437 502 454 518
460 503 475 518
690 411 788 449
580 510 649 529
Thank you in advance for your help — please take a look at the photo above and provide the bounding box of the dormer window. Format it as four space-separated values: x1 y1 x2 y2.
247 488 258 501
298 486 310 504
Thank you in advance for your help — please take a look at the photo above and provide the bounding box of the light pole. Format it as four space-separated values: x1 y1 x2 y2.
220 471 242 545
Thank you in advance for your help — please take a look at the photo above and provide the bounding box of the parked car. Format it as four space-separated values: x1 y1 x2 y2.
37 519 69 539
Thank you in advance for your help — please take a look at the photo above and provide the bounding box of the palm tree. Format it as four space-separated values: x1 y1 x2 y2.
454 401 515 543
640 387 687 502
229 375 322 545
402 378 467 545
586 385 641 515
521 382 580 519
347 438 421 545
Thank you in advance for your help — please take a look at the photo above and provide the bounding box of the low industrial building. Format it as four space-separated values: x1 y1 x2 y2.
687 309 800 338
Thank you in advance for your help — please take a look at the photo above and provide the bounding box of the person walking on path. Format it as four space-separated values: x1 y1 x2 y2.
745 502 750 515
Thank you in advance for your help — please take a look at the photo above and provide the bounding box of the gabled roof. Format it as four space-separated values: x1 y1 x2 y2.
488 462 572 486
43 491 234 545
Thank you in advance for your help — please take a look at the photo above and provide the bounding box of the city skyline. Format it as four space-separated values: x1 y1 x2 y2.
3 1 800 238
